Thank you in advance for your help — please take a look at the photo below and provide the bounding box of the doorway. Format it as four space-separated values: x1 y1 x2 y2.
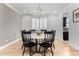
63 16 69 41
63 12 69 41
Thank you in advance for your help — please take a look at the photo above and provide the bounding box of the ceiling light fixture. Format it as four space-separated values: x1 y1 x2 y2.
34 4 44 16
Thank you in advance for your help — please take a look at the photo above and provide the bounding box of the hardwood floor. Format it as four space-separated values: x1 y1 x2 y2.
0 39 79 56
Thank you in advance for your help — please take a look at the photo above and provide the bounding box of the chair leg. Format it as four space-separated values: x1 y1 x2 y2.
35 44 37 52
43 48 47 56
30 47 36 56
30 50 31 56
50 47 54 56
35 39 38 52
22 47 26 56
21 44 24 49
53 43 55 49
39 46 41 52
44 48 45 56
29 47 32 56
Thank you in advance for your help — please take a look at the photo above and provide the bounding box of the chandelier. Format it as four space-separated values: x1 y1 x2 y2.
34 4 44 16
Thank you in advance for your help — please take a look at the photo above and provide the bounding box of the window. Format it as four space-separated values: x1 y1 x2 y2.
32 17 47 30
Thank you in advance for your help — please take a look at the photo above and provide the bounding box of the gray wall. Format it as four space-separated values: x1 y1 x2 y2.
22 14 63 39
0 4 21 47
47 15 63 39
61 3 79 50
21 15 32 30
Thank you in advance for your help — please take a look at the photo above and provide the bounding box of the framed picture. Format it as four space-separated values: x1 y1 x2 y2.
73 8 79 22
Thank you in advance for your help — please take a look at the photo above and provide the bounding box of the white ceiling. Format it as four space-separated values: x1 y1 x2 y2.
9 3 69 15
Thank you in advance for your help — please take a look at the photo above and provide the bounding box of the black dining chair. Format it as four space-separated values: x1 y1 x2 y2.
46 30 56 49
21 30 37 56
39 30 56 56
30 30 36 33
21 30 26 49
41 29 47 32
30 30 36 31
21 30 31 49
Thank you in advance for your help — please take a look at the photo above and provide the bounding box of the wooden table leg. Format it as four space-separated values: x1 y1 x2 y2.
35 39 38 52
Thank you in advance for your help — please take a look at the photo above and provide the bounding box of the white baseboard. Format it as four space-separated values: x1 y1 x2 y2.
69 43 79 51
0 39 20 50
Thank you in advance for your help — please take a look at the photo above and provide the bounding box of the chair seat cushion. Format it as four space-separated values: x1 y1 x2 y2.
39 42 52 48
23 42 36 47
